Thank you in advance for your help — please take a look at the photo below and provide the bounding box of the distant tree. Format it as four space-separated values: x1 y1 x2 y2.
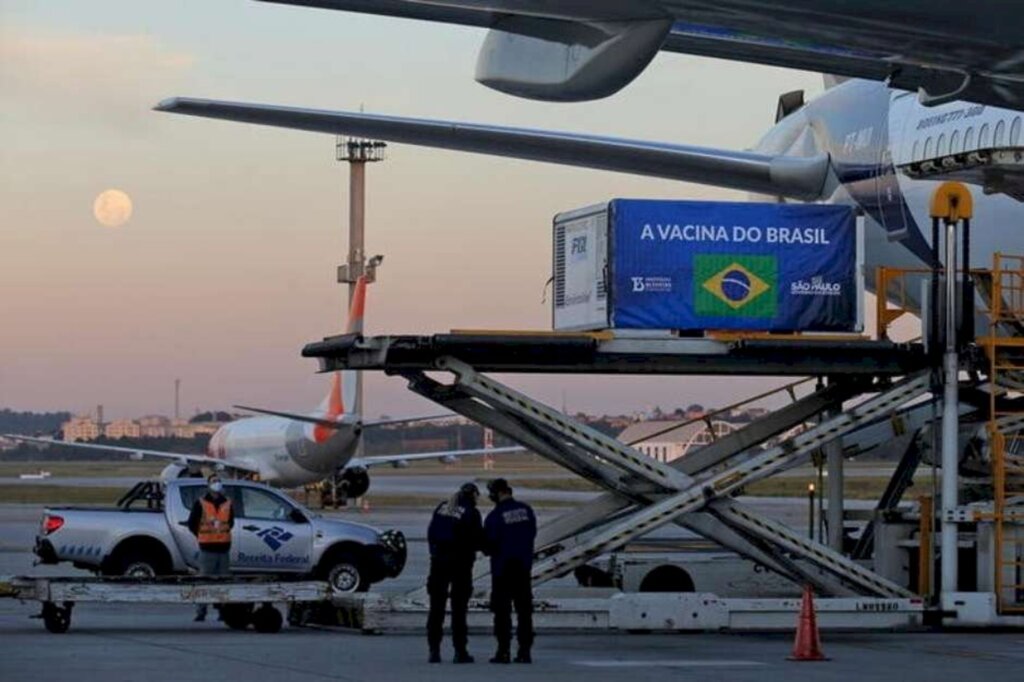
0 409 72 435
189 411 234 423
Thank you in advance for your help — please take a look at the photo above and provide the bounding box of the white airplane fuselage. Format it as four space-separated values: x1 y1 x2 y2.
755 80 1024 308
205 415 360 488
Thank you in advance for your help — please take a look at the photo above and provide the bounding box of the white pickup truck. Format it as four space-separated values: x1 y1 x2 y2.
34 479 406 593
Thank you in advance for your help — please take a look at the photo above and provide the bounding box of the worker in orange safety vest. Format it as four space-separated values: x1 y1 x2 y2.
187 474 234 621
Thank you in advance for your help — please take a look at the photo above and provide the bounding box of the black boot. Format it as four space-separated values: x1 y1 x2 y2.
428 648 441 664
453 651 474 664
514 649 532 664
489 649 511 664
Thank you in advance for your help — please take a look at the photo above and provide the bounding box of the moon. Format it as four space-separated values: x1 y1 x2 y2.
93 189 133 228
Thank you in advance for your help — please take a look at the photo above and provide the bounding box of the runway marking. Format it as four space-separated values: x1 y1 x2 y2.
572 659 766 668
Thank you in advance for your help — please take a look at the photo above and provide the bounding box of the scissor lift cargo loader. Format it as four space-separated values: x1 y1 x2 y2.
304 333 935 616
404 357 925 598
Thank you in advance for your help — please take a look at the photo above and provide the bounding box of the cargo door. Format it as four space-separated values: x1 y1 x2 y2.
231 486 313 573
875 91 916 241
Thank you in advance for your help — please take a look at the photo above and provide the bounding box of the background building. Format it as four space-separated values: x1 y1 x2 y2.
61 416 102 442
104 419 142 439
618 419 737 463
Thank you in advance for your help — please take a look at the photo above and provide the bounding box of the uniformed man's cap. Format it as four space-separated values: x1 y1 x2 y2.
459 482 480 497
487 478 512 496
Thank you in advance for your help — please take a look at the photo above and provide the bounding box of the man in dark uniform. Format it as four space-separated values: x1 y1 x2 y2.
426 482 482 664
483 478 537 664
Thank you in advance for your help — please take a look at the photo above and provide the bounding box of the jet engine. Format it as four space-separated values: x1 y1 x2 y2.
159 462 204 480
337 466 370 500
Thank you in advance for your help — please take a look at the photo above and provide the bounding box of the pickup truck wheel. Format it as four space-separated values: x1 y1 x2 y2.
121 560 158 579
104 541 170 579
323 555 367 594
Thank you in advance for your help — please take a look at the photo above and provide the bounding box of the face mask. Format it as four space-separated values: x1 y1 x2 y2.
209 482 223 494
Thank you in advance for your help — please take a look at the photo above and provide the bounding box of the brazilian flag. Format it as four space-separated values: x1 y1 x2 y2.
695 254 777 318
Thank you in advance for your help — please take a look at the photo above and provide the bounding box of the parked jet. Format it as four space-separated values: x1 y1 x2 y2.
254 0 1024 109
7 276 520 498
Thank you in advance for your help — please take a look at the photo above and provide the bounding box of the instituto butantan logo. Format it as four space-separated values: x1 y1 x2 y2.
695 255 776 318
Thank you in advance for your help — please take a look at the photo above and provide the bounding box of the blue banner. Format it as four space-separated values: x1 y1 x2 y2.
610 199 857 331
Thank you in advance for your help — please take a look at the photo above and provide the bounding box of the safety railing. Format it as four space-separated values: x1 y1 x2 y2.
982 252 1024 614
874 265 991 341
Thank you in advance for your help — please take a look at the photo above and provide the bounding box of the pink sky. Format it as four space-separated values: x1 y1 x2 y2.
0 3 832 420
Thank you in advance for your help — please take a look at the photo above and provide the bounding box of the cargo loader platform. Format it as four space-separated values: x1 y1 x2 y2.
309 589 923 634
0 575 331 634
302 331 927 377
300 328 940 617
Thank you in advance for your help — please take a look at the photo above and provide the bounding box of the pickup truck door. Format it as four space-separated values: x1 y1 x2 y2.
230 486 314 573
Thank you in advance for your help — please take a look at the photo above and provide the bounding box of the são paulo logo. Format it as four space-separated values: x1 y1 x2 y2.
695 255 777 318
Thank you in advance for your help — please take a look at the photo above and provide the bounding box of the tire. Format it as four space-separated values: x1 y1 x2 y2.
252 605 283 634
119 558 159 579
104 542 169 579
42 603 71 634
221 603 253 631
321 553 368 594
638 565 695 593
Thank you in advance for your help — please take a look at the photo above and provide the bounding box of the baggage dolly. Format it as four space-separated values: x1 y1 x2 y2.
0 575 332 634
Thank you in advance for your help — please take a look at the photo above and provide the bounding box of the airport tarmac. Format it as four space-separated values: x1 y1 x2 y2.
1 501 1017 681
3 604 1023 682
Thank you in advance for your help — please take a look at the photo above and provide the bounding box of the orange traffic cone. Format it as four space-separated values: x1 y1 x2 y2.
788 584 828 661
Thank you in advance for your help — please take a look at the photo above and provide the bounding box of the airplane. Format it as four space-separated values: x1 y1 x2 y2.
156 77 1024 296
152 1 1024 307
6 276 522 500
251 0 1024 110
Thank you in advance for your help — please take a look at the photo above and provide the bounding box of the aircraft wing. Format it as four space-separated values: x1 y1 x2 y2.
154 98 829 200
233 405 346 429
257 1 1024 110
233 405 449 428
363 414 451 427
2 434 260 475
351 445 525 468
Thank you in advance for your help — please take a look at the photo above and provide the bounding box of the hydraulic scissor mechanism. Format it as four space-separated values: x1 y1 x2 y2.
400 357 930 599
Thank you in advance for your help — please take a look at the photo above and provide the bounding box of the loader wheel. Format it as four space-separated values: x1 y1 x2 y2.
42 602 72 634
221 603 254 630
252 605 283 633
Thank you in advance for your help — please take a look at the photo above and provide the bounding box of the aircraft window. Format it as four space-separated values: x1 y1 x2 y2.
924 136 933 158
980 123 991 147
937 133 947 157
965 127 975 151
995 120 1006 146
240 487 294 521
911 140 919 162
950 130 960 154
1012 117 1022 145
